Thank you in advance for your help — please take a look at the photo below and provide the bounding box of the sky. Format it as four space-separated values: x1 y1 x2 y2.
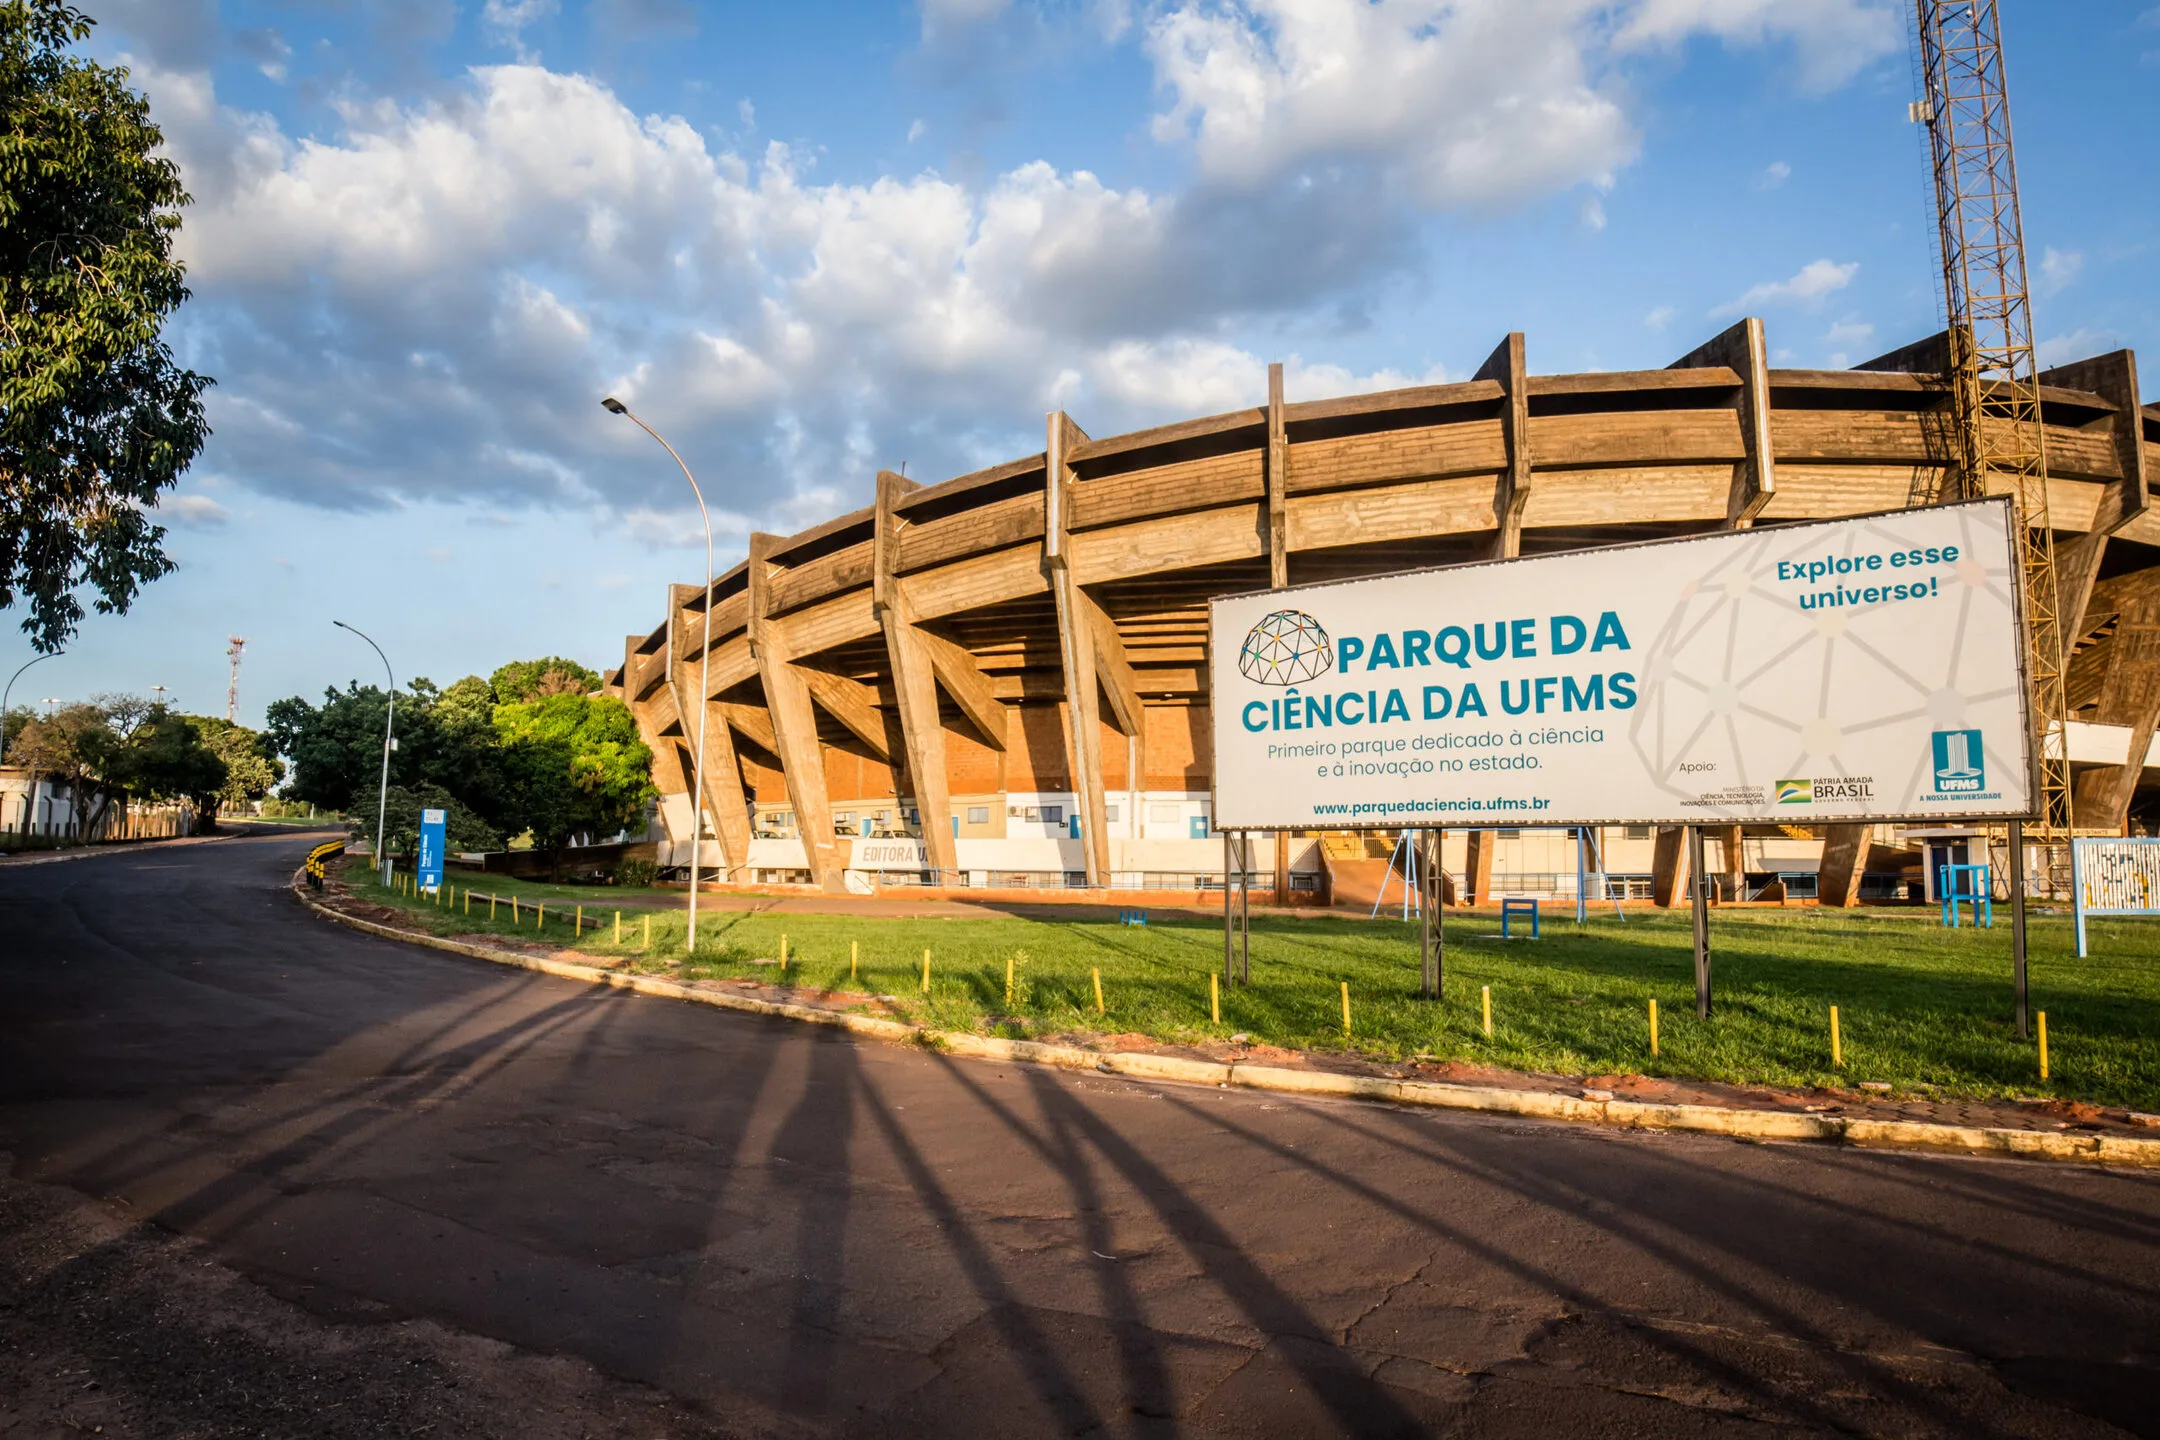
8 0 2157 728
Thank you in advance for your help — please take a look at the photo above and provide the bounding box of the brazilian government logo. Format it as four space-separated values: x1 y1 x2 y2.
1775 779 1813 804
1239 610 1333 685
1932 728 1985 793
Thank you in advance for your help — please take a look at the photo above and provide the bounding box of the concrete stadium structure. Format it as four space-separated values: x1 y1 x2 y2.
601 320 2158 904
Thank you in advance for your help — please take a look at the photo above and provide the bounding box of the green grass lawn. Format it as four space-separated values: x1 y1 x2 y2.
345 869 2160 1110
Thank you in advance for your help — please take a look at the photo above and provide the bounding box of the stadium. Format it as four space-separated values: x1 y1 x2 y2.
601 320 2157 906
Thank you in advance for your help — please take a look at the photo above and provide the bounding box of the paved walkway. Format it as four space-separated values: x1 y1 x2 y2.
4 832 2156 1436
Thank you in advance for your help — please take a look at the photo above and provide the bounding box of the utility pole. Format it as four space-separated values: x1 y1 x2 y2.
226 637 246 722
1910 0 2067 892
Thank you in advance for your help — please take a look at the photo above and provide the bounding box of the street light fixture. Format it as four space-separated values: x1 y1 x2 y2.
602 394 715 954
1 651 62 766
333 620 397 882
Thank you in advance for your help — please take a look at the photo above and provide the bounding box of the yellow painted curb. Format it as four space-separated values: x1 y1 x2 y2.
293 875 2160 1170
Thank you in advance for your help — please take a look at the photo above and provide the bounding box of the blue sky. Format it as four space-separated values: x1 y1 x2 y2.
11 0 2156 726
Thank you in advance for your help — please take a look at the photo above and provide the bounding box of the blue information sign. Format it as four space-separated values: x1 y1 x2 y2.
417 807 446 892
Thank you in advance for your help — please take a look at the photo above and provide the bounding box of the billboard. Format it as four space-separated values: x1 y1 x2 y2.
1209 497 2033 830
417 806 446 892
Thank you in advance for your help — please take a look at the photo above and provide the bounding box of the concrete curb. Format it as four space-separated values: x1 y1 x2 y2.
293 877 2160 1170
0 831 240 869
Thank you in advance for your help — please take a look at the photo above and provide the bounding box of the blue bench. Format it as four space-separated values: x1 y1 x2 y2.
1500 897 1540 939
1118 907 1148 926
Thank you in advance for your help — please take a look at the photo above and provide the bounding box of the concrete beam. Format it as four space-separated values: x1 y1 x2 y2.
667 584 752 878
1673 318 1775 528
875 468 958 873
1475 333 1529 557
1045 410 1111 884
1817 824 1871 908
2042 349 2147 669
1651 827 1688 908
748 533 845 892
1266 361 1289 587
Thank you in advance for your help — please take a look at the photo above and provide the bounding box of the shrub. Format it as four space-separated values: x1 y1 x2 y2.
616 857 658 888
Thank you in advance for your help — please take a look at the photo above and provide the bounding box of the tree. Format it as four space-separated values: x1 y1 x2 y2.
490 657 600 703
350 782 501 860
188 715 283 817
492 692 654 877
0 2 211 652
121 709 225 818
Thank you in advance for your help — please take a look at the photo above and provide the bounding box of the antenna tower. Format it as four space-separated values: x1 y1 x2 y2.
1911 0 2068 878
226 636 246 722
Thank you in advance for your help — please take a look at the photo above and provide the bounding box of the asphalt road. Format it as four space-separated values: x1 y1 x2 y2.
3 833 2159 1438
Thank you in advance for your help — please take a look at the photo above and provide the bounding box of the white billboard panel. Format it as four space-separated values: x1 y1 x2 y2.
1209 498 2032 830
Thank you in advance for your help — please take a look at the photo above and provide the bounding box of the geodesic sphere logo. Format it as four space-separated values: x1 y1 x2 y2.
1239 610 1333 685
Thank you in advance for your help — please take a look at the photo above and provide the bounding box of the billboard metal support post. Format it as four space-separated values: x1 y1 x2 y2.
1420 828 1443 999
1239 833 1250 984
2010 819 2029 1039
1223 832 1235 988
1575 827 1587 924
1689 825 1712 1019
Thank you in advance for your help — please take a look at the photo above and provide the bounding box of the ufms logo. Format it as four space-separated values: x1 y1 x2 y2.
1932 729 1986 793
1239 610 1333 685
1775 779 1813 804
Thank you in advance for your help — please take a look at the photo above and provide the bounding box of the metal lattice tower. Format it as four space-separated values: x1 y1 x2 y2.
226 636 246 722
1912 0 2070 866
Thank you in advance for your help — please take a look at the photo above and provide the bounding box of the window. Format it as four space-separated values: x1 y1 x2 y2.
1625 825 1652 840
1041 806 1064 824
1105 804 1120 822
835 812 855 825
967 806 989 825
1023 806 1040 821
1497 827 1521 839
1149 802 1180 824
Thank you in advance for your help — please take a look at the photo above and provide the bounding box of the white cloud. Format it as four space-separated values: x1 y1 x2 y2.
1615 0 1899 91
163 494 232 526
1823 315 1873 348
1710 258 1857 315
1644 304 1674 330
2038 246 2082 297
2037 328 2122 370
483 0 558 58
130 1 1900 533
1579 196 1607 231
1758 159 1790 188
1144 0 1636 207
922 0 1014 34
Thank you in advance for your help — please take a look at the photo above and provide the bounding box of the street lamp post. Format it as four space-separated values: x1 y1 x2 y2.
333 620 397 882
2 652 62 834
1 651 62 764
603 395 714 954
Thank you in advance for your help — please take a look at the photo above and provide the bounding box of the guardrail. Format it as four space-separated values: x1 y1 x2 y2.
303 838 345 891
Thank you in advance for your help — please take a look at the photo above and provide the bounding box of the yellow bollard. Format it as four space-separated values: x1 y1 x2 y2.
1830 1005 1842 1069
851 939 858 982
1481 985 1492 1038
537 901 545 931
781 934 788 975
2038 1010 2049 1080
1211 972 1221 1025
1006 955 1015 1006
490 893 498 919
614 910 621 945
643 913 651 951
576 904 584 936
1093 968 1105 1016
511 895 519 924
1341 981 1352 1038
922 948 932 993
464 889 471 916
1648 998 1659 1056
